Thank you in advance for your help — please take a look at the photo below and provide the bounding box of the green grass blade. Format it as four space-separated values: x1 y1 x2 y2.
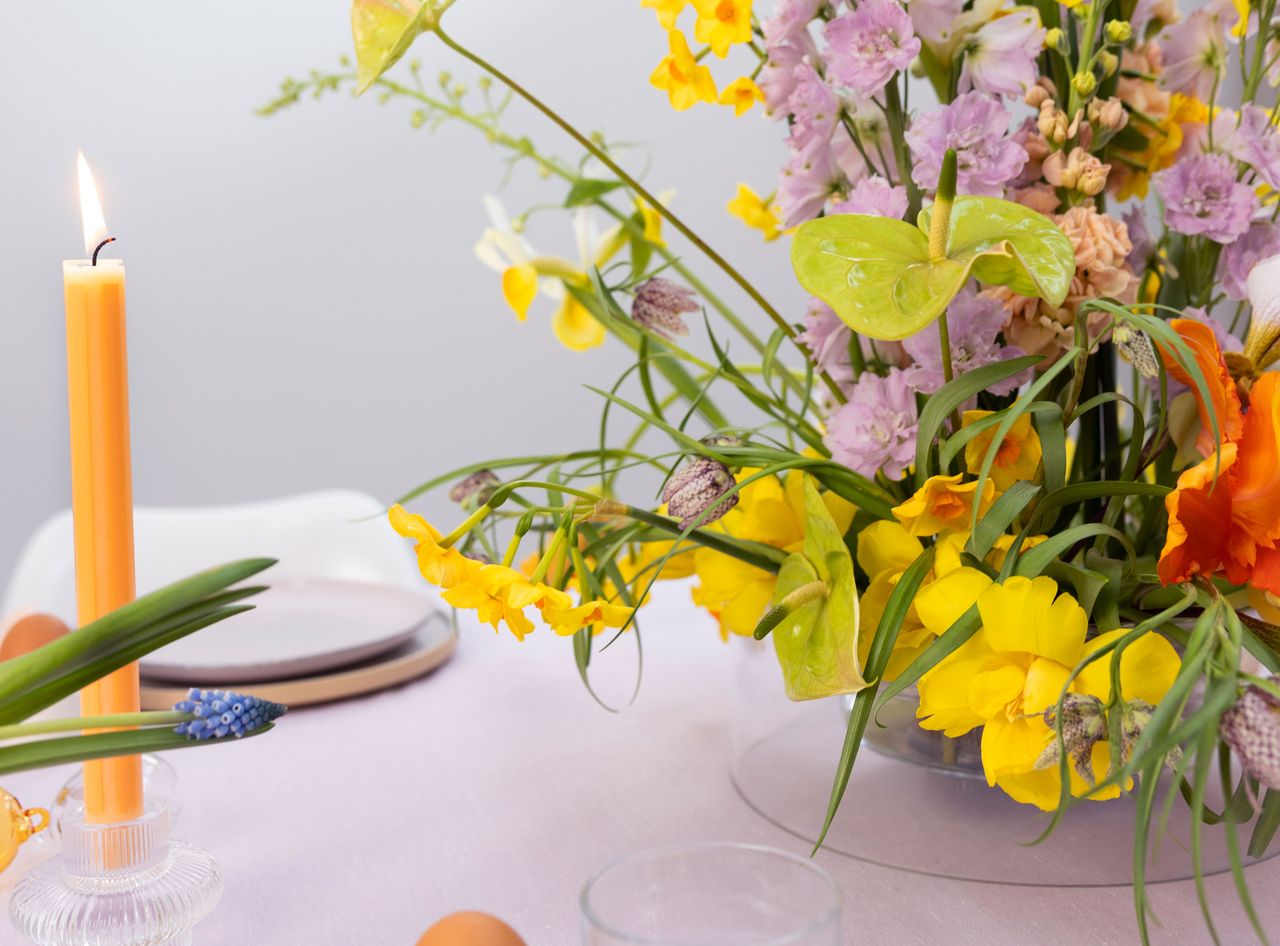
0 723 274 776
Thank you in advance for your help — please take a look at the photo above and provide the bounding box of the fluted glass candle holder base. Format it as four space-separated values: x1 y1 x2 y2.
8 800 221 946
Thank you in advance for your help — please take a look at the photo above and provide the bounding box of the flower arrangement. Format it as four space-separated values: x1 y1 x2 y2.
266 0 1280 936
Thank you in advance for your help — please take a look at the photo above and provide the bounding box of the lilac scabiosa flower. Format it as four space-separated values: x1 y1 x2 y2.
632 278 698 339
1220 223 1280 301
825 369 918 480
778 145 848 226
175 688 287 740
830 174 909 218
1216 105 1280 191
905 91 1028 196
908 0 963 46
1154 153 1257 245
823 0 921 98
901 288 1030 394
958 7 1045 99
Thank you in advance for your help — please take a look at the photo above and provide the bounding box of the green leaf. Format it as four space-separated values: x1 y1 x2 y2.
790 197 1073 341
969 481 1040 560
0 724 274 776
770 476 866 701
1248 791 1280 858
565 178 625 206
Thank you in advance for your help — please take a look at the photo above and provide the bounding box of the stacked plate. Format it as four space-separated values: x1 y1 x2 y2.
139 579 454 709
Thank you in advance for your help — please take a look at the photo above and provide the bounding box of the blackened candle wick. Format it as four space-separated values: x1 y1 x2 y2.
91 237 116 266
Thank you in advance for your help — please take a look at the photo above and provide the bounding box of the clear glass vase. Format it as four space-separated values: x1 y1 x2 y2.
730 636 1277 886
580 842 841 945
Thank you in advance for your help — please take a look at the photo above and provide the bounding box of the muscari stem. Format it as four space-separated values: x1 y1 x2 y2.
0 711 191 742
430 27 847 404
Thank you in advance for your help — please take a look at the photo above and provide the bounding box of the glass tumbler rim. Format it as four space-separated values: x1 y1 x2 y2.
579 840 842 946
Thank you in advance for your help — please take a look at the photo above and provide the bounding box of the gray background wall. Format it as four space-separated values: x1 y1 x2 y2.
0 1 805 585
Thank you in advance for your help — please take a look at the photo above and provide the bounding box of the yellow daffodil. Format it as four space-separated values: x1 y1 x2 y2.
727 183 782 241
692 0 752 57
642 0 688 28
634 192 673 247
388 504 479 588
692 470 855 639
1117 95 1209 200
962 411 1043 492
917 576 1180 810
718 77 764 116
891 474 996 537
650 29 718 110
443 566 539 641
1230 0 1249 37
551 295 605 351
544 599 634 636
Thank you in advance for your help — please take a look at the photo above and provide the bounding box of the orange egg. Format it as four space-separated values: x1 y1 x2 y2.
416 911 527 946
0 613 69 662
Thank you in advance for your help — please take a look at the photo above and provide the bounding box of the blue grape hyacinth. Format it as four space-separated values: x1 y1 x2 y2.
174 688 288 740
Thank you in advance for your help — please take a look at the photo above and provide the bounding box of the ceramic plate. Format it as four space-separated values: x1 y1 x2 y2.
139 578 435 684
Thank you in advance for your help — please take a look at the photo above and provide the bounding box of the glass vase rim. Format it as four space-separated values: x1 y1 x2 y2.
579 840 842 946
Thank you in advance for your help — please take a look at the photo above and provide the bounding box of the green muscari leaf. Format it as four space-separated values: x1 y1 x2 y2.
790 197 1074 341
770 476 866 701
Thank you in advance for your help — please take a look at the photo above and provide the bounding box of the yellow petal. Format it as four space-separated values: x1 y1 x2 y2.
501 264 539 321
551 295 605 351
967 660 1026 719
856 520 923 577
978 576 1086 667
1076 628 1181 705
914 567 992 636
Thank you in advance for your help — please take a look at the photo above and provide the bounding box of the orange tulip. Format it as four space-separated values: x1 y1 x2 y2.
1159 318 1243 457
1159 370 1280 594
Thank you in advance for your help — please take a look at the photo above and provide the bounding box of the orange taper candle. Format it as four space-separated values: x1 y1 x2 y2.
64 152 143 824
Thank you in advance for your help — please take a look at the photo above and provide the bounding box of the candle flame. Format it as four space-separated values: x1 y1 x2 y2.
77 151 109 257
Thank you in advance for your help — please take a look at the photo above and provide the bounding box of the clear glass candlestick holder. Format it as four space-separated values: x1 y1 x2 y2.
8 798 221 946
580 842 842 946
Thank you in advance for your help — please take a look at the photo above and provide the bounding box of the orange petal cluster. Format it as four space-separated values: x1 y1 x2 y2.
1157 320 1280 594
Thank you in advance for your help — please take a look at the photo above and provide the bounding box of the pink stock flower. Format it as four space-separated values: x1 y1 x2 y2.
830 175 909 218
825 368 919 480
778 144 848 226
958 7 1045 98
1154 153 1257 245
760 31 819 113
908 0 964 46
763 0 827 44
1158 1 1230 99
799 298 856 390
823 0 921 97
905 91 1028 196
785 62 841 155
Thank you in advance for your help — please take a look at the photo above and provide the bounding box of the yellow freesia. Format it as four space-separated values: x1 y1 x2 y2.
727 183 782 241
650 29 718 110
962 411 1043 492
891 474 996 537
642 0 688 28
692 0 752 57
917 576 1181 810
719 76 764 116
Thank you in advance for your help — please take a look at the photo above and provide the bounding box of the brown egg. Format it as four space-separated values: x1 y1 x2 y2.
416 911 527 946
0 613 69 662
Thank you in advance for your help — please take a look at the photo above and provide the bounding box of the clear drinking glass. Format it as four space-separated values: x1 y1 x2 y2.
580 842 841 946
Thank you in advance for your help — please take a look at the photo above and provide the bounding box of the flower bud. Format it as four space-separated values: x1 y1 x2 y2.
1037 693 1107 784
449 469 501 509
1038 101 1071 145
1044 27 1066 52
1105 19 1134 44
632 278 699 340
1025 84 1053 109
1071 71 1098 98
660 457 739 529
1097 51 1119 78
1087 96 1128 132
1220 680 1280 791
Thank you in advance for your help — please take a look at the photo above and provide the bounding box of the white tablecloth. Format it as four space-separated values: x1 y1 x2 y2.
4 584 1278 945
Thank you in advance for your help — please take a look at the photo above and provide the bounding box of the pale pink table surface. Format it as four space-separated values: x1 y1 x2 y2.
4 583 1277 945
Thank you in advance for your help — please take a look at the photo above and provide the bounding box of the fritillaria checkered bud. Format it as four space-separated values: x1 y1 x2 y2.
449 469 501 509
1037 693 1107 784
660 457 738 530
1220 680 1280 791
631 278 698 340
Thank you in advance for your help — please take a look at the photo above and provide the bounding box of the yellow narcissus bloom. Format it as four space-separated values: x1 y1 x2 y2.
551 296 604 351
691 470 855 639
891 474 996 537
719 77 765 116
692 0 752 57
388 504 480 588
727 183 782 241
917 576 1180 810
856 521 991 680
544 599 634 636
962 410 1044 491
650 29 718 110
635 192 673 247
642 0 688 29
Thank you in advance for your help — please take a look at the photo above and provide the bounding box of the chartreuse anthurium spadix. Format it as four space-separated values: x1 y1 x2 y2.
790 149 1075 342
351 0 456 94
766 475 866 701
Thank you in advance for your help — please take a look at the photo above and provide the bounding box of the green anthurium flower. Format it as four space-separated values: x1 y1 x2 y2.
789 192 1074 342
769 475 867 702
350 0 455 95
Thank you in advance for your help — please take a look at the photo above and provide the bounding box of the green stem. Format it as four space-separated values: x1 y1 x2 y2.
621 504 785 572
0 711 190 742
431 26 846 403
883 80 921 217
441 503 495 546
1068 0 1107 116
